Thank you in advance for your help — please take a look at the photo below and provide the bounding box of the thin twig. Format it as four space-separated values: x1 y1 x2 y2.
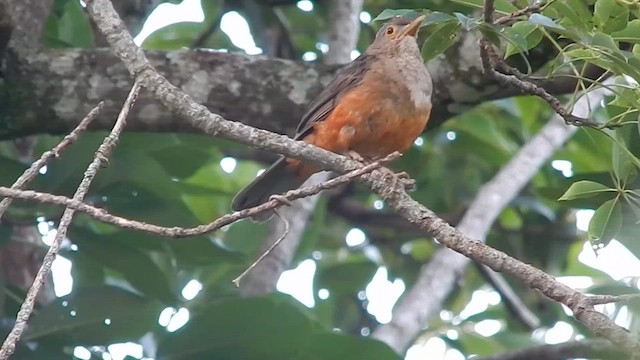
589 293 640 305
233 209 290 287
475 263 540 329
0 152 400 238
494 3 544 25
0 84 139 360
0 102 103 219
479 1 602 128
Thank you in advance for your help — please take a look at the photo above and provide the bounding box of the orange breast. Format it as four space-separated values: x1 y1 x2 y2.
305 84 431 159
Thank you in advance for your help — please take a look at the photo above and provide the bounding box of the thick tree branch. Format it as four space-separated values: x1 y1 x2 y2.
372 78 613 353
84 0 640 354
0 39 603 140
0 0 52 56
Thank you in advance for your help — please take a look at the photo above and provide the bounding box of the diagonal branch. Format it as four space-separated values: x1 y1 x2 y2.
0 83 140 360
83 0 640 355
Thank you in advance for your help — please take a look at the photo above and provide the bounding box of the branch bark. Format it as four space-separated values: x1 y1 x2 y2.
0 36 602 140
371 79 613 353
0 0 52 57
84 0 640 355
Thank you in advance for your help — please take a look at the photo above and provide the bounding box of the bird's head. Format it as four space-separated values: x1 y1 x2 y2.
367 15 426 56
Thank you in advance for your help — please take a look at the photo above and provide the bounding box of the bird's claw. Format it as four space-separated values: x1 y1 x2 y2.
346 150 368 164
380 169 415 194
269 194 293 206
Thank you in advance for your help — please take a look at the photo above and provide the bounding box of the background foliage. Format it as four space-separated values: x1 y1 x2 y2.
1 0 640 359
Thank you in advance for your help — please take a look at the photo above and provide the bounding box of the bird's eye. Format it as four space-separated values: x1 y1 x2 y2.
386 26 394 35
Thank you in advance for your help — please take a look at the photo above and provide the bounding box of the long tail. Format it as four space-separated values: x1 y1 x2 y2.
232 157 309 214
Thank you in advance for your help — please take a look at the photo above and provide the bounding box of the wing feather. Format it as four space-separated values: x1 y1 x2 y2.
294 54 375 139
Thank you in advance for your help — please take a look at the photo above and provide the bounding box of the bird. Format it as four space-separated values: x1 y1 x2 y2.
232 14 433 217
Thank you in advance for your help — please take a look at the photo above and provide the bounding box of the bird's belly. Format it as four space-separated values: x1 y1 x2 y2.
305 87 431 159
349 105 431 158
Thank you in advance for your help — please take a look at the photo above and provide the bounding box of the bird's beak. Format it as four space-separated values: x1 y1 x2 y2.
400 15 426 38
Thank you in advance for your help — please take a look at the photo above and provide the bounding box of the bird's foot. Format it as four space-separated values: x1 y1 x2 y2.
346 150 369 164
346 151 415 193
380 169 416 195
269 194 293 206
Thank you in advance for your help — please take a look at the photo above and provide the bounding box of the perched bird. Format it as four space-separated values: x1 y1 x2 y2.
232 15 432 215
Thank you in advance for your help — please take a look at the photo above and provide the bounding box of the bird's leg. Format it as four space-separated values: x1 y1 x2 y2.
345 151 414 192
380 169 414 194
346 150 368 163
269 194 293 206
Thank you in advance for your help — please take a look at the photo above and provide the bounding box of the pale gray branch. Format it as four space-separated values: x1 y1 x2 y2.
0 29 600 140
0 0 52 55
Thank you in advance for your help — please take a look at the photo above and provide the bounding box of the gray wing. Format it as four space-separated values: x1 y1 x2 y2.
294 53 375 139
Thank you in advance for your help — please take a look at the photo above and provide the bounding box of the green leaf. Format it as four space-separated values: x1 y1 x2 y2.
373 9 420 22
148 145 215 179
549 0 591 31
303 333 401 360
504 22 543 58
499 207 523 230
558 180 616 201
528 13 565 30
567 0 595 24
590 32 619 50
24 285 162 344
447 113 518 156
612 19 640 44
316 257 377 295
588 198 623 249
403 239 434 261
156 295 314 359
595 0 616 27
612 138 637 186
421 21 461 61
142 22 205 50
594 0 628 31
70 227 176 303
423 12 456 26
55 0 94 48
0 155 28 187
454 12 478 31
